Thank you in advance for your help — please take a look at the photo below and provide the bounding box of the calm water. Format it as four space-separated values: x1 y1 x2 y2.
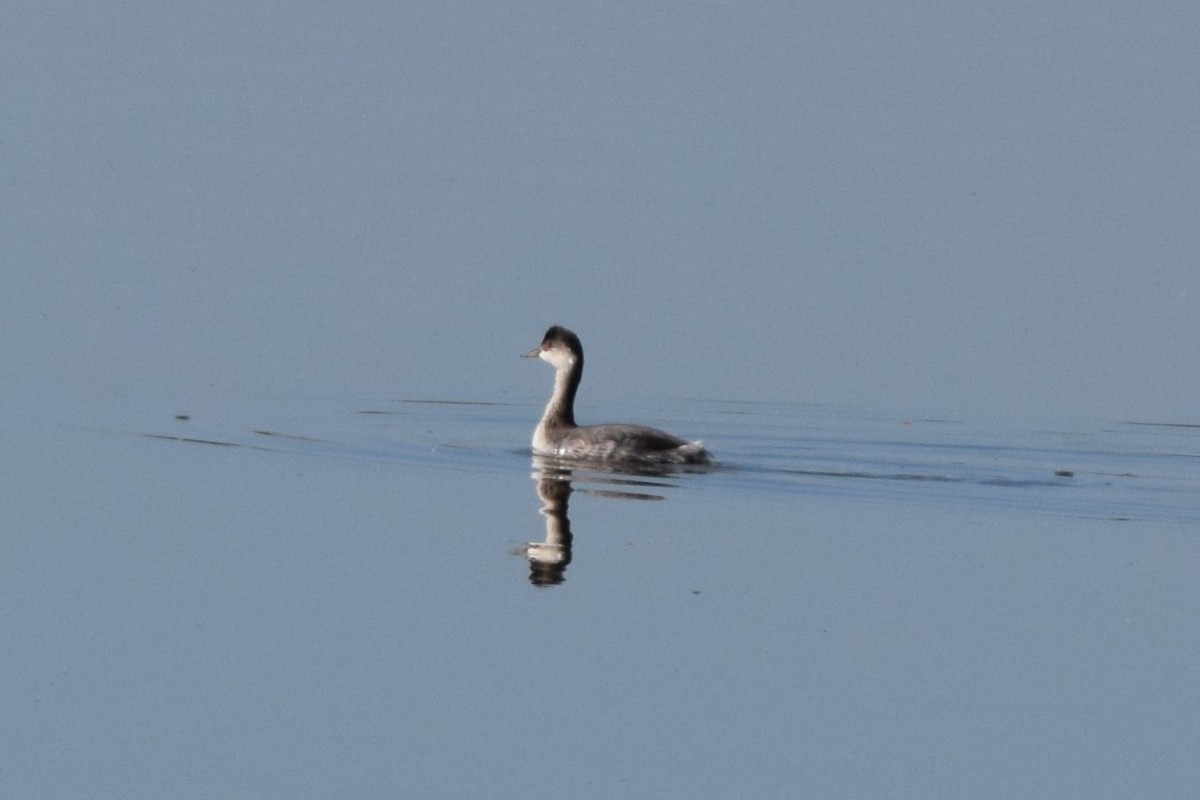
6 5 1199 796
6 392 1195 798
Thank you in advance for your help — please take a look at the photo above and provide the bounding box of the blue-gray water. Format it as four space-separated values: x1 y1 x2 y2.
4 2 1199 798
5 391 1197 798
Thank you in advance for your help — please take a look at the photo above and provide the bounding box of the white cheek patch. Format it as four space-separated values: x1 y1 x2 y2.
541 348 574 368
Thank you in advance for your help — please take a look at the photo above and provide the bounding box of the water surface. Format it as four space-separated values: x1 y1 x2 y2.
5 3 1200 796
4 393 1198 798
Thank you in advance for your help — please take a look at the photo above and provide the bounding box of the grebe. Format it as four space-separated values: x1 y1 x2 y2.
524 325 712 465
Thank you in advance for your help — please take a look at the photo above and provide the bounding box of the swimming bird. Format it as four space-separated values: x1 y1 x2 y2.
524 325 712 465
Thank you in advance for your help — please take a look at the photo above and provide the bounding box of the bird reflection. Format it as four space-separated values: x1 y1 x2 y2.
519 456 689 586
523 467 575 587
